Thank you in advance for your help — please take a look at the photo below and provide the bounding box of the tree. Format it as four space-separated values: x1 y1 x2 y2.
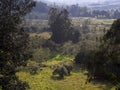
103 19 120 83
48 8 80 44
0 0 35 90
88 19 120 88
74 19 120 89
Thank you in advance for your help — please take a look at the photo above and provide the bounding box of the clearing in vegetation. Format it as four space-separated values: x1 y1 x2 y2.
17 55 115 90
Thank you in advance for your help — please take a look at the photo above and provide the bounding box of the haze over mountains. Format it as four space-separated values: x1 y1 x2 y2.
38 0 106 5
38 0 118 5
37 0 120 10
26 0 120 19
89 0 120 10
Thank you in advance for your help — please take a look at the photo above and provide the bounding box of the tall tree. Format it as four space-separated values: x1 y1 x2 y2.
88 19 120 88
74 19 120 89
48 8 80 44
0 0 35 90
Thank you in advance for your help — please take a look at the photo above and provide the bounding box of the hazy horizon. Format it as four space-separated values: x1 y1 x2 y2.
37 0 109 5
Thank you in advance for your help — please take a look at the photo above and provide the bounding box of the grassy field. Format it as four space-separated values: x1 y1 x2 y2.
17 55 115 90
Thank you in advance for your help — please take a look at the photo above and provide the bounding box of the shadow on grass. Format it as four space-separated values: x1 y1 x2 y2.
72 64 114 90
94 81 114 90
86 78 114 90
51 75 64 80
72 64 83 73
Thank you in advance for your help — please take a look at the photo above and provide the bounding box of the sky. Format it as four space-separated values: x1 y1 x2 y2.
38 0 108 5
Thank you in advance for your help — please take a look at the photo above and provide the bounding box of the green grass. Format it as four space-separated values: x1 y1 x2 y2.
16 55 115 90
17 68 115 90
42 55 74 67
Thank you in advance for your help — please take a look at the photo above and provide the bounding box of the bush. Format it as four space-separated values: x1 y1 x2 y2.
52 62 73 79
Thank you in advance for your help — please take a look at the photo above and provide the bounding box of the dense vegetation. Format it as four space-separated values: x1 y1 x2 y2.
48 8 80 44
25 9 119 89
0 0 35 90
74 19 120 89
0 1 119 90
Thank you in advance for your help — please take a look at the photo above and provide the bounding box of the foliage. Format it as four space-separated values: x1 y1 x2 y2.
32 48 51 62
74 19 120 89
29 35 56 62
60 41 80 56
48 8 81 44
52 63 73 79
0 0 35 89
27 17 109 60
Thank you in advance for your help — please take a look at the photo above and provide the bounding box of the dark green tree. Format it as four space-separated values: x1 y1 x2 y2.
88 19 120 88
103 19 120 82
48 8 80 44
0 0 35 90
74 19 120 89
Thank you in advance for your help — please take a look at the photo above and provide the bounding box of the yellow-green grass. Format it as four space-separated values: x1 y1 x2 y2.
17 68 115 90
29 32 51 39
17 56 115 90
42 55 74 67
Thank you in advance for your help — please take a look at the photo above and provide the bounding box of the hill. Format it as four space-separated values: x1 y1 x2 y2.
89 0 120 10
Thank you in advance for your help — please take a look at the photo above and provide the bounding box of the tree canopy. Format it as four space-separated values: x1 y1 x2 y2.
74 19 120 89
48 8 80 44
0 0 35 90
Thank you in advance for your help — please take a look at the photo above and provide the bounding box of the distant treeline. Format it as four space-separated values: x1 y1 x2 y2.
68 4 120 19
26 1 120 20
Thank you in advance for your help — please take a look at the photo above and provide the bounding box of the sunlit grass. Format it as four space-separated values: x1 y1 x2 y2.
17 68 115 90
16 55 115 90
42 55 74 67
30 32 51 39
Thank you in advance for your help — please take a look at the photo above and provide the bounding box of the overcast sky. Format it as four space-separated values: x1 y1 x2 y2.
38 0 108 5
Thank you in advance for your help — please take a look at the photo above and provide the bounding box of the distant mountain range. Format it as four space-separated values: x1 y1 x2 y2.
39 0 107 5
38 0 120 10
88 0 120 10
26 1 120 19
